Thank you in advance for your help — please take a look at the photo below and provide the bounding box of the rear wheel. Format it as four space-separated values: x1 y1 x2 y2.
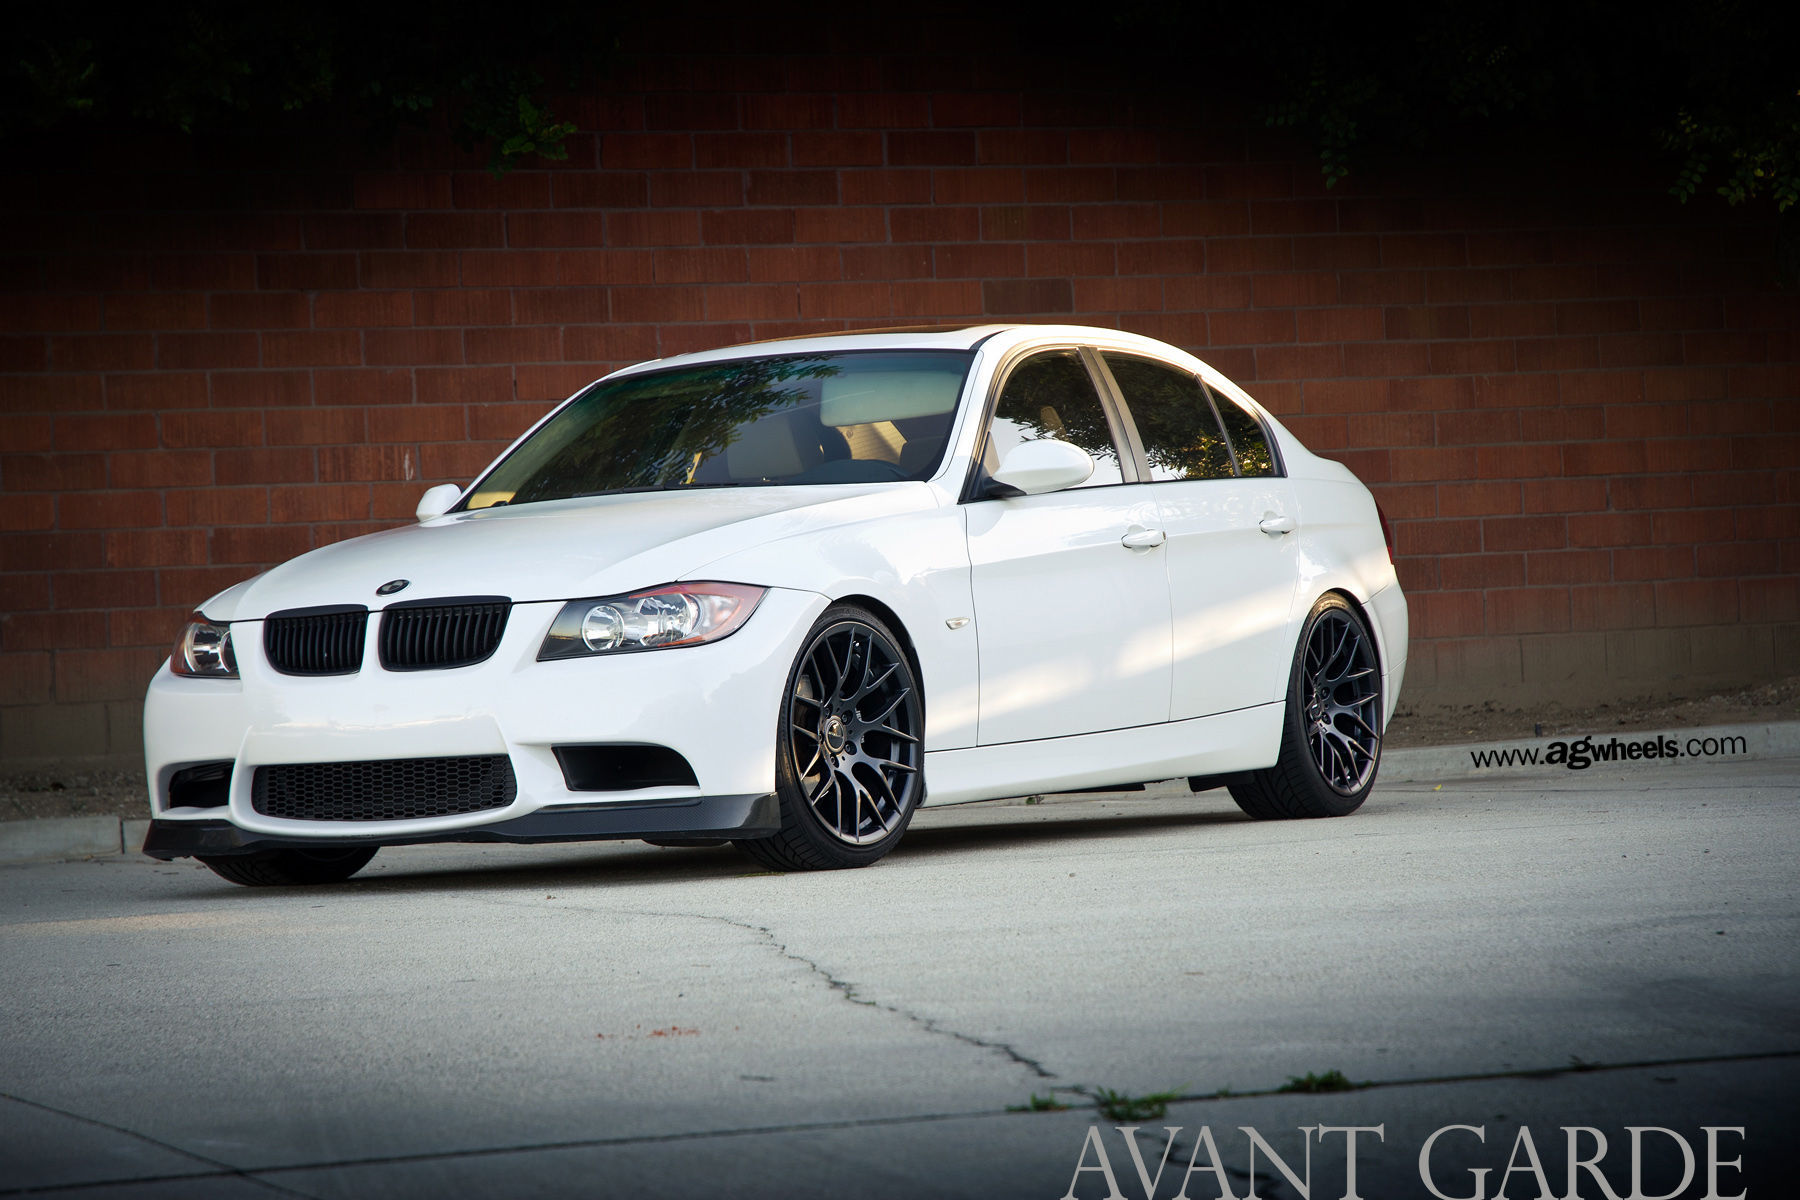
1229 594 1383 820
735 605 923 870
198 846 378 887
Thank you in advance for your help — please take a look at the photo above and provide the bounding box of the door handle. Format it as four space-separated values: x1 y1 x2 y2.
1258 514 1296 536
1120 527 1166 550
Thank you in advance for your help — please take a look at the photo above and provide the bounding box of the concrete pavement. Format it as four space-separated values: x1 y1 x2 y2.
2 761 1796 1197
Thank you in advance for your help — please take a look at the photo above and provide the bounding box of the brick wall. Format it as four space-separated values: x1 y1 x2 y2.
2 37 1797 765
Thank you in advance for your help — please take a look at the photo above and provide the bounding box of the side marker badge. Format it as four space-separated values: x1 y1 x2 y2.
945 616 970 630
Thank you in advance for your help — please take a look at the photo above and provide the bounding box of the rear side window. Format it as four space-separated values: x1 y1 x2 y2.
1211 386 1280 477
1101 353 1234 482
983 350 1126 488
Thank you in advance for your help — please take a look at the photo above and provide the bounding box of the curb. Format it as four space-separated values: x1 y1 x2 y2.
0 817 152 867
3 720 1796 865
1380 719 1800 783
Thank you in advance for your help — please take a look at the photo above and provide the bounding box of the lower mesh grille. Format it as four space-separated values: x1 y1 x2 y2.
252 755 517 822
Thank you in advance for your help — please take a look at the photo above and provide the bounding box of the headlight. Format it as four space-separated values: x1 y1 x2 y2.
171 617 238 678
538 583 766 660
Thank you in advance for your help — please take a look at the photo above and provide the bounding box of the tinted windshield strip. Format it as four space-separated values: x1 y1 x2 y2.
457 349 976 511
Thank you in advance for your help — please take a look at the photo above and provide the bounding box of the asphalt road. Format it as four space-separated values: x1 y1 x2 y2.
2 760 1796 1199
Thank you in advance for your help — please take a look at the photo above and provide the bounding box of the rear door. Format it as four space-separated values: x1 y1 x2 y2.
965 348 1172 745
1095 352 1301 720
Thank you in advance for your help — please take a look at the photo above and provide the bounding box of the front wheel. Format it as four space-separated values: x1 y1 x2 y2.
198 846 378 887
1229 594 1383 820
734 604 924 870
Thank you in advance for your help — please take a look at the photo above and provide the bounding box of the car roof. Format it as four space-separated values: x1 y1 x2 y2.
606 323 1196 377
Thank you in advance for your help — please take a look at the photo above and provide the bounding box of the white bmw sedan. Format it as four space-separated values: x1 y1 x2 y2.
143 324 1407 885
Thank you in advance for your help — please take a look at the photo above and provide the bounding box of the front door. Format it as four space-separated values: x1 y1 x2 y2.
965 349 1173 745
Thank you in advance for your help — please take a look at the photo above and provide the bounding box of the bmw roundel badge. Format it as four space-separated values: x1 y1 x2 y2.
376 579 410 596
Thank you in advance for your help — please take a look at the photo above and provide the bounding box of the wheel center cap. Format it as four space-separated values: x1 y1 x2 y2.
822 715 848 754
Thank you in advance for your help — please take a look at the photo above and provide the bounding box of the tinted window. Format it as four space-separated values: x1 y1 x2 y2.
1212 387 1279 477
463 351 973 509
1102 353 1235 482
982 351 1125 488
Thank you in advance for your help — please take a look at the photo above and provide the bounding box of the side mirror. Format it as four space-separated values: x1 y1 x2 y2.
987 439 1094 497
415 483 463 522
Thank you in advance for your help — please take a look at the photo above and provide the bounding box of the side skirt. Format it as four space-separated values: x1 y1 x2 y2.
921 703 1284 806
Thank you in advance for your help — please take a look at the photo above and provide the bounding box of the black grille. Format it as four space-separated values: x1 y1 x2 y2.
379 596 510 670
264 606 368 676
252 755 518 822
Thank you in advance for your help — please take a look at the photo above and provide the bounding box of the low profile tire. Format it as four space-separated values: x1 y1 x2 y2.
198 847 378 887
1229 593 1384 821
734 604 924 871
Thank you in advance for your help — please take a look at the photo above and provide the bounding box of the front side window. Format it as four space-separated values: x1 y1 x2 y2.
1102 353 1235 482
1211 386 1280 478
463 350 974 509
980 350 1125 489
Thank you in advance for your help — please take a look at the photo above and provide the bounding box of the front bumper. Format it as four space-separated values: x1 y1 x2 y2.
141 793 781 858
142 586 825 854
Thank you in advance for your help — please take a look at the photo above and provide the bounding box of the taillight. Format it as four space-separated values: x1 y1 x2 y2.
1375 501 1396 563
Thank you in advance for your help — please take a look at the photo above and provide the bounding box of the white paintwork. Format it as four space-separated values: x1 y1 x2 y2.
925 703 1284 806
1148 476 1305 720
987 438 1094 495
148 324 1406 843
414 483 463 522
965 482 1171 744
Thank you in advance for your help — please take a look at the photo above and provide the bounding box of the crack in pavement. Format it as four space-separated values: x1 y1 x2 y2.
0 1089 317 1199
457 889 1063 1081
4 1049 1794 1196
646 907 1062 1082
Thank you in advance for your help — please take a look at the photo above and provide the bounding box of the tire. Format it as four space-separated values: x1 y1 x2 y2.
198 846 378 887
734 604 924 871
1229 593 1383 820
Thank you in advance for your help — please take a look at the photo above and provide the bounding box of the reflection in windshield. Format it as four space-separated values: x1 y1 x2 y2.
463 351 974 510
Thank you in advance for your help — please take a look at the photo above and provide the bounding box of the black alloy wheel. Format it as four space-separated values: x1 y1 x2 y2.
1301 606 1383 794
736 605 923 870
1229 593 1383 820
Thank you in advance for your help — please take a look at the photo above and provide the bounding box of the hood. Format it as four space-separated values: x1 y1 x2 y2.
203 484 937 621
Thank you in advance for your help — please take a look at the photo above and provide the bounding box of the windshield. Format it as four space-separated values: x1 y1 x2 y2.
462 350 975 510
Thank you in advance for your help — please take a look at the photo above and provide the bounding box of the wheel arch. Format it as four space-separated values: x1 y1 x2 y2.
1317 587 1382 673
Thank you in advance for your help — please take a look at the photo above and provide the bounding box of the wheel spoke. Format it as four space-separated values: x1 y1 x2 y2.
836 632 859 699
859 660 900 698
861 686 910 727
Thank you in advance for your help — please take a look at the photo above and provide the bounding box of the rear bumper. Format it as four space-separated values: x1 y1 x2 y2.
1367 580 1409 727
142 792 781 859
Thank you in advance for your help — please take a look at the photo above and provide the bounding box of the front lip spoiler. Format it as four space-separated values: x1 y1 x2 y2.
140 793 781 859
